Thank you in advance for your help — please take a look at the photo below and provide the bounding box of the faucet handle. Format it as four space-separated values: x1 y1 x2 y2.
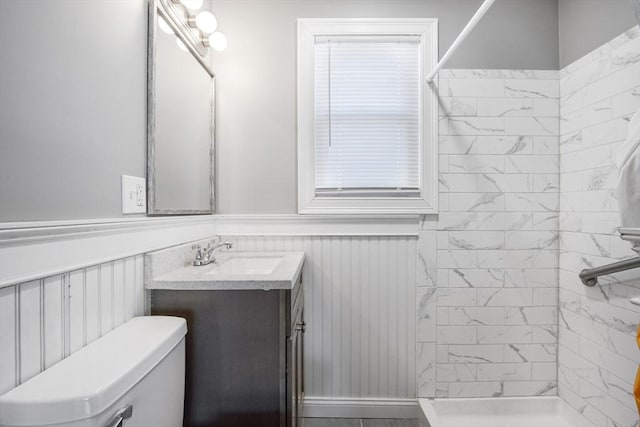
192 244 203 259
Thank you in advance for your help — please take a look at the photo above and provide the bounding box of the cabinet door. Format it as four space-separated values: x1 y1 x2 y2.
289 329 299 427
295 316 304 422
289 314 305 427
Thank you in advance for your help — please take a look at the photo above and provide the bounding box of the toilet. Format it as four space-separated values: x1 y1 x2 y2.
0 316 187 427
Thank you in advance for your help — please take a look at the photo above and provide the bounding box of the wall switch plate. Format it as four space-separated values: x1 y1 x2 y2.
121 175 146 214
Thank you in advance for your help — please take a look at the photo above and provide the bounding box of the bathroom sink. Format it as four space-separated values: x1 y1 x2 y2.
147 250 305 291
206 255 283 275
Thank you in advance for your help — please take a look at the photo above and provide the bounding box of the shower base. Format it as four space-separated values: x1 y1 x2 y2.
418 396 585 427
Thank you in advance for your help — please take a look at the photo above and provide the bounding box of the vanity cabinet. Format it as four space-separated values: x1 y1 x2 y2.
150 277 304 427
288 276 305 426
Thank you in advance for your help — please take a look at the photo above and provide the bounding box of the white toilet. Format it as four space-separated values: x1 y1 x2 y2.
0 316 187 427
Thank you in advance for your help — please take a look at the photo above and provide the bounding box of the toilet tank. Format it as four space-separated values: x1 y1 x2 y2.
0 316 187 427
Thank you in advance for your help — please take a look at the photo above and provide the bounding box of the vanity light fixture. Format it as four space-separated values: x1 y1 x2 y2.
158 16 174 35
176 38 189 52
163 0 227 53
208 31 228 52
193 11 217 34
180 0 203 10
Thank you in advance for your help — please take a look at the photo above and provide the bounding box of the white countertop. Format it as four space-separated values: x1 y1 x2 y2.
146 251 305 291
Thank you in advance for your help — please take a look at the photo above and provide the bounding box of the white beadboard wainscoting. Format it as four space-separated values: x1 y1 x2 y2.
0 216 217 396
0 215 422 418
0 255 144 395
221 234 418 411
558 27 640 427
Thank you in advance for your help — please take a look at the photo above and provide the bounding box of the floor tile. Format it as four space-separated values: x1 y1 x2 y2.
303 418 362 427
362 420 419 427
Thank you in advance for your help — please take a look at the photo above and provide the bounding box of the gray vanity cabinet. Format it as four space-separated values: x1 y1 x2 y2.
288 278 305 426
150 277 304 427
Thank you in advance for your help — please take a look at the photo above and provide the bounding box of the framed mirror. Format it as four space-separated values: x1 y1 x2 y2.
147 0 215 215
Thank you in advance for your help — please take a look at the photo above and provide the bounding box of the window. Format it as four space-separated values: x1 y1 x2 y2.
297 19 438 215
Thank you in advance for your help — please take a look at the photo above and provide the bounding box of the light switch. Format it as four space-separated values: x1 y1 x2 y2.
122 175 146 214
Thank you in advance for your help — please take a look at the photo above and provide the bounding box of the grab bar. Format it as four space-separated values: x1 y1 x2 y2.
579 256 640 286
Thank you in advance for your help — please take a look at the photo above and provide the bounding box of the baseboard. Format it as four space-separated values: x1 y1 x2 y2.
303 397 418 419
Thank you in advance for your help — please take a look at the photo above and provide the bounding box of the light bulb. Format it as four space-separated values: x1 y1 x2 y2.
195 11 217 34
180 0 203 10
209 31 227 51
176 38 189 52
158 16 174 35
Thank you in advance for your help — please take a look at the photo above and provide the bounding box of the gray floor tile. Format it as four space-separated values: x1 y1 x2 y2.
303 418 362 427
362 419 419 427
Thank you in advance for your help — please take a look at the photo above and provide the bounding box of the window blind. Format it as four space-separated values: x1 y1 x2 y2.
314 36 421 196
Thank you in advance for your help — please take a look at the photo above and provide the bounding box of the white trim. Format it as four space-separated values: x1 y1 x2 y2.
215 214 419 236
0 214 419 288
303 397 418 419
0 216 217 289
0 215 214 245
297 18 439 215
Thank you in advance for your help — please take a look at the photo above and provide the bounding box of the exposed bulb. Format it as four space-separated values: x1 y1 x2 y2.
176 38 189 52
180 0 203 10
209 31 227 51
158 16 174 35
195 11 217 34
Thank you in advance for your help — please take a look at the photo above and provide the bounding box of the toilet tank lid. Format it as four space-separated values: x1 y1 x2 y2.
0 316 187 427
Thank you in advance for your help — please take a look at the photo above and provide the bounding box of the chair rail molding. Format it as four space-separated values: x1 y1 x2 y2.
0 214 420 288
213 214 420 236
0 216 217 288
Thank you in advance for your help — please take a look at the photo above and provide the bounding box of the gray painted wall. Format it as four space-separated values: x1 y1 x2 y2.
0 0 566 219
212 0 559 214
559 0 637 67
0 0 147 222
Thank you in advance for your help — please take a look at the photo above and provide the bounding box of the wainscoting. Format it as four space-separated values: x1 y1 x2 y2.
0 255 144 394
223 235 418 400
0 215 420 416
0 216 217 396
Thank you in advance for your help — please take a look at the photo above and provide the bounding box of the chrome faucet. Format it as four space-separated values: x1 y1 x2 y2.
192 238 233 266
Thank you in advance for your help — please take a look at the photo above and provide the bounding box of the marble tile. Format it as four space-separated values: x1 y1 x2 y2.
417 287 436 342
446 307 505 326
505 79 559 99
417 342 436 397
439 97 477 116
476 363 532 381
433 67 563 400
448 269 504 288
447 344 504 363
476 212 533 231
445 78 505 97
475 136 533 155
476 98 533 117
449 117 505 136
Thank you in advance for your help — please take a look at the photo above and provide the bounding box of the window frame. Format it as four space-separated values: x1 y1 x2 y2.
297 18 439 215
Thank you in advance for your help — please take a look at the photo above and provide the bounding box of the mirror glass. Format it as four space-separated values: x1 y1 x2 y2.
148 4 214 214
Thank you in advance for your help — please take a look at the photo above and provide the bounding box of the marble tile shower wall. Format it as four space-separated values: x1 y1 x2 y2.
417 69 561 398
558 27 640 427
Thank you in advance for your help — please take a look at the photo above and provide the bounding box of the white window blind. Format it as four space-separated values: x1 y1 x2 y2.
314 36 421 196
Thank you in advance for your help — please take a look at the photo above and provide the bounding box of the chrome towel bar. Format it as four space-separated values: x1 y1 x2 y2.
579 256 640 286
